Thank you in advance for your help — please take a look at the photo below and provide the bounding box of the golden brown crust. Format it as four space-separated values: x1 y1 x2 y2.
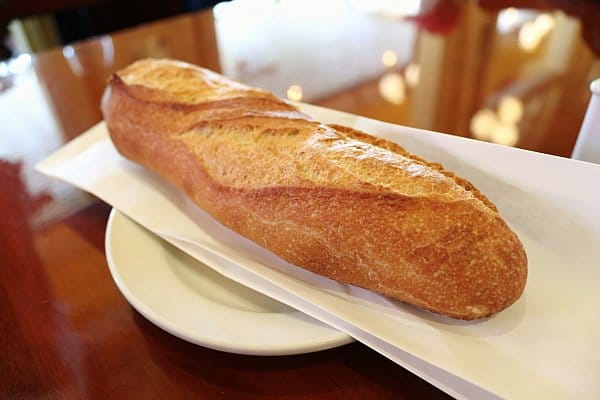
101 58 527 320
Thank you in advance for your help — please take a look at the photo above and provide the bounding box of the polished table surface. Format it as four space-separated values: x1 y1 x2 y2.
2 0 599 398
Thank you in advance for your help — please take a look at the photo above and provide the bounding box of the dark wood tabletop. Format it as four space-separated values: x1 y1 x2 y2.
2 1 599 398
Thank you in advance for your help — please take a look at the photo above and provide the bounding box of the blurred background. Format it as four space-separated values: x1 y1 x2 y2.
1 0 599 223
0 0 598 230
2 0 598 152
0 0 222 58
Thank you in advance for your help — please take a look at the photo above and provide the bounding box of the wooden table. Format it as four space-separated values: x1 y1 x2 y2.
2 1 599 398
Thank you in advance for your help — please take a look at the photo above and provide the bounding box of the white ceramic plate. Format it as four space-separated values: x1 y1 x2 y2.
105 209 353 355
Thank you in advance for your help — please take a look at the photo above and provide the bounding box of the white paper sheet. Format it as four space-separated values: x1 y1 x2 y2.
37 103 600 399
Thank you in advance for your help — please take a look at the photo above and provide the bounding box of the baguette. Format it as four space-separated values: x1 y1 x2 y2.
101 58 527 320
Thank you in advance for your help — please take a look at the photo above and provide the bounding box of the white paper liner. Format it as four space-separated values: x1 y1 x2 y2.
37 103 600 399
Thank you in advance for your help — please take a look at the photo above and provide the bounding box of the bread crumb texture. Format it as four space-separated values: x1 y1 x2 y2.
103 59 528 320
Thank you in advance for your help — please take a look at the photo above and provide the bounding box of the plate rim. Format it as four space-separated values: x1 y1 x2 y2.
104 208 353 355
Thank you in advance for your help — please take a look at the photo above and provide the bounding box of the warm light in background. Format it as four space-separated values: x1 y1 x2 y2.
470 96 524 146
381 50 398 67
518 21 540 51
404 62 420 88
518 13 555 52
286 84 303 101
504 7 519 23
378 72 406 104
534 13 555 37
496 7 522 33
470 109 496 141
498 96 523 124
490 122 519 146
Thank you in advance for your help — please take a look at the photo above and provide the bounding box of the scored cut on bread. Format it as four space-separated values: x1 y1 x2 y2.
101 58 527 320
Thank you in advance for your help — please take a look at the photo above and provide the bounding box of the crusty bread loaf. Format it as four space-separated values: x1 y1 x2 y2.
101 58 527 320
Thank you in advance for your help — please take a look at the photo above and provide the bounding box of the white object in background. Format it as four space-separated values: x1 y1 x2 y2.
213 0 416 101
572 78 600 163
